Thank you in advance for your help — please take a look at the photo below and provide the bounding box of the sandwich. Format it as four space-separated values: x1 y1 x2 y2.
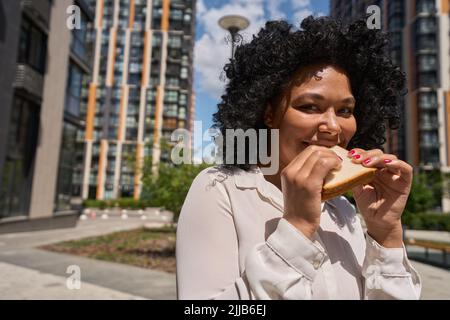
321 145 377 201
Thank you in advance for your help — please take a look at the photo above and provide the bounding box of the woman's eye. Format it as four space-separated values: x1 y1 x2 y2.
338 107 354 116
297 105 318 112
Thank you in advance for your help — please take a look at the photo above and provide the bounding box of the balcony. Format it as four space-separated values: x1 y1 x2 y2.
419 121 439 130
13 63 44 98
21 0 50 27
415 19 437 34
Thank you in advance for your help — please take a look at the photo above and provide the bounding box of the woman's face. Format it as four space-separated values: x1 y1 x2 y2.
265 63 357 172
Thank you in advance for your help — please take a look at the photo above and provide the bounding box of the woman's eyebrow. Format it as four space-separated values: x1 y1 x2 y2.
291 93 356 105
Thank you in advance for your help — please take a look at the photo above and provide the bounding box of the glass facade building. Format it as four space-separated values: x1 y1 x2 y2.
330 0 450 212
0 0 94 232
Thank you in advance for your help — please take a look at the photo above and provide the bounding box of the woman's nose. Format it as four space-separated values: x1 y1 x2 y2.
318 110 341 135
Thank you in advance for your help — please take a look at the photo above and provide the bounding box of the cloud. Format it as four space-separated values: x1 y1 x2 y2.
290 0 326 25
194 0 323 100
194 0 267 100
293 8 313 24
291 0 311 9
196 0 206 17
267 0 287 20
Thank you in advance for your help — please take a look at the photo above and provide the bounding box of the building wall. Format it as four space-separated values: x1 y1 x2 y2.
28 0 74 219
0 0 21 186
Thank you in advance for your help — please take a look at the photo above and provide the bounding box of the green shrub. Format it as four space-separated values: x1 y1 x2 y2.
83 199 106 209
402 212 450 231
141 158 211 222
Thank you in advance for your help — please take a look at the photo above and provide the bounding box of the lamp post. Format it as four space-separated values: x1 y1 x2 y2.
218 15 250 58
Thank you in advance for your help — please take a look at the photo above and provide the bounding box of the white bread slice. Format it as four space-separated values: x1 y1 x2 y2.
321 145 377 201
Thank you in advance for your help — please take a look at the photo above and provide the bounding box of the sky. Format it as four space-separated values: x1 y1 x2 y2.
192 0 330 160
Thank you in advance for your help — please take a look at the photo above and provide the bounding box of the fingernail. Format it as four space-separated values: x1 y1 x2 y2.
353 154 361 160
337 156 343 162
384 159 392 164
363 158 371 164
348 150 356 156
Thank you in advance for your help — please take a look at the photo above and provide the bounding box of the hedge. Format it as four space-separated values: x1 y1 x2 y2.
401 212 450 232
82 198 152 210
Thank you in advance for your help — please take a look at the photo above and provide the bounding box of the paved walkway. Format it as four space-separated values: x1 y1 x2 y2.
0 209 176 300
0 211 449 299
405 229 450 243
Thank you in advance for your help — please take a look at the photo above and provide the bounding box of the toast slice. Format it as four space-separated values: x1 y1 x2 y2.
321 145 377 201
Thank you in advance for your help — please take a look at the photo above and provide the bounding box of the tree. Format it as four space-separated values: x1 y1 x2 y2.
140 139 211 222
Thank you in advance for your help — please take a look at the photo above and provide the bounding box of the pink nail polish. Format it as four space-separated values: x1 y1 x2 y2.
363 158 371 164
384 159 392 164
348 150 356 156
353 154 361 160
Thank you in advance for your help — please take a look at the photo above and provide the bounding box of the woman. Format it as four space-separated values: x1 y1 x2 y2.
176 16 421 300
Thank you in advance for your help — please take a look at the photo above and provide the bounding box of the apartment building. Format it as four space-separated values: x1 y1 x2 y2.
81 0 196 200
331 0 450 212
0 0 94 232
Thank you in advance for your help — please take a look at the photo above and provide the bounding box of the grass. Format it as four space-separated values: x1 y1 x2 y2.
40 226 176 273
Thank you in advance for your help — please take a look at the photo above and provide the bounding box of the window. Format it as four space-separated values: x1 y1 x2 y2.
170 9 183 20
166 63 180 76
129 62 141 73
166 77 179 87
152 34 162 46
0 96 40 218
17 16 47 74
417 0 436 14
416 17 436 34
418 72 438 87
127 115 137 127
65 63 89 118
163 118 177 129
179 93 187 105
421 131 439 144
71 7 92 64
178 107 186 119
147 89 157 101
389 16 402 30
418 92 437 109
418 54 437 71
163 104 178 117
55 122 83 211
165 90 178 102
180 67 188 79
416 34 436 51
168 35 182 48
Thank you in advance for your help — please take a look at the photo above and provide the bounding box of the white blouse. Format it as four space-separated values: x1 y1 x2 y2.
176 166 422 300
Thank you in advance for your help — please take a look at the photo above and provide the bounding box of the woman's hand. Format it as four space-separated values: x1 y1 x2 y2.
281 145 342 239
348 148 413 248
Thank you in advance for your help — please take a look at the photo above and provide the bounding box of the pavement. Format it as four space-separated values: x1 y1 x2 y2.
0 208 177 300
0 209 449 299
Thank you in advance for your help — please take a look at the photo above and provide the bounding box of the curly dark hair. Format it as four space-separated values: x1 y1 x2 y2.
212 15 406 171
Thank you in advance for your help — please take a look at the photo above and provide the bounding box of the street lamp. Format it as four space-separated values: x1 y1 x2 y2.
218 15 250 58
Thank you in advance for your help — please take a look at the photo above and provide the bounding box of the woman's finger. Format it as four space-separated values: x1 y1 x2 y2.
383 160 413 184
348 148 385 164
360 154 398 169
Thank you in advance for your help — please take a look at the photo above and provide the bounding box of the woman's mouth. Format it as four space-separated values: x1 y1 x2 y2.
302 140 340 148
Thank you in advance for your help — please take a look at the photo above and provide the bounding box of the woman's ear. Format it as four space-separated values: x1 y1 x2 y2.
264 104 275 128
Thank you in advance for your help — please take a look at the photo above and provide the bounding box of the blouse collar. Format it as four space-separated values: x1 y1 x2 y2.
232 166 337 213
